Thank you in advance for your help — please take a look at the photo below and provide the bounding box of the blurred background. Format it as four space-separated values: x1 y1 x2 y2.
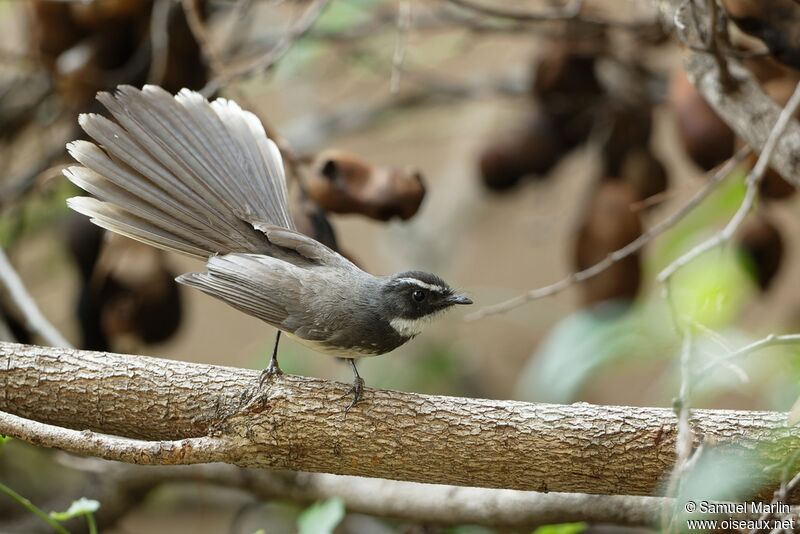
1 0 800 532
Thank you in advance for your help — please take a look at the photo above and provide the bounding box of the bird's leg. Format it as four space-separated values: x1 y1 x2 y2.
343 358 365 413
259 330 283 387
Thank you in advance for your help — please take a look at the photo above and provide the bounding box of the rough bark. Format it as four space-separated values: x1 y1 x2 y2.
1 342 799 501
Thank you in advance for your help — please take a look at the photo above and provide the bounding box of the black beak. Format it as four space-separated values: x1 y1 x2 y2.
447 294 473 305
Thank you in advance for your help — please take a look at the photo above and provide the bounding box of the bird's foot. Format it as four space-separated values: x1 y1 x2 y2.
340 375 365 415
244 364 284 413
259 358 283 387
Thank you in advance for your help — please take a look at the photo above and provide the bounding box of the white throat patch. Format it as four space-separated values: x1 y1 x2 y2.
390 316 431 337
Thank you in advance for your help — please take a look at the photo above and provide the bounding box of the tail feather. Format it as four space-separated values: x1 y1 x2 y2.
64 165 228 255
65 141 235 247
67 197 211 258
66 85 294 258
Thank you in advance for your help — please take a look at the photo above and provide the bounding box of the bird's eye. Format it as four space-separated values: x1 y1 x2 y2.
412 289 426 302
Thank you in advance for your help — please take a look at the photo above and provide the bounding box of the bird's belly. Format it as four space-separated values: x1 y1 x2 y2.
284 332 396 359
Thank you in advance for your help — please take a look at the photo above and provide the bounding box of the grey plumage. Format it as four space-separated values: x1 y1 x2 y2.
65 85 470 368
65 85 378 355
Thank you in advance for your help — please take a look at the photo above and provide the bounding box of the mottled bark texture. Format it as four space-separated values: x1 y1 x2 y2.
1 342 799 500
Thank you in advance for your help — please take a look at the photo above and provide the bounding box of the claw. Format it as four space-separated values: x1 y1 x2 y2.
339 358 365 414
343 375 365 414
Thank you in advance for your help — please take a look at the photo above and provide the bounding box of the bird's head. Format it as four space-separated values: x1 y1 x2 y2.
381 271 472 337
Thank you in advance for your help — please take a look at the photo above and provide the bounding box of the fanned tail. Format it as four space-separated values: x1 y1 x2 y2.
65 85 293 259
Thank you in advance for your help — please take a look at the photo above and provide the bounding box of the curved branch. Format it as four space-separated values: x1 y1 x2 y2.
0 250 71 348
0 342 799 500
0 411 228 465
660 0 800 188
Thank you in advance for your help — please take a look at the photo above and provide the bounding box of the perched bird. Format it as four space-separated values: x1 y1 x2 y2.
64 85 472 409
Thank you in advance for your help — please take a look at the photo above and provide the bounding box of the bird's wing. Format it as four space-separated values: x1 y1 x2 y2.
245 220 356 269
177 253 318 336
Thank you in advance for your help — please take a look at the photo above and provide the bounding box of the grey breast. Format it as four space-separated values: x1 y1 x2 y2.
287 269 410 356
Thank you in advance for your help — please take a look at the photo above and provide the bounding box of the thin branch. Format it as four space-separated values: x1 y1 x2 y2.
466 149 749 320
201 0 331 96
695 334 800 380
657 80 800 283
440 0 653 30
0 250 71 348
662 324 698 532
147 0 173 85
390 0 413 94
0 481 70 534
0 410 228 465
444 0 585 22
13 459 671 531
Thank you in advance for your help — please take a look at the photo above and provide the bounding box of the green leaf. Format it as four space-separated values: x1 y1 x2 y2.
297 498 345 534
50 497 101 521
669 250 753 329
0 435 10 448
532 523 587 534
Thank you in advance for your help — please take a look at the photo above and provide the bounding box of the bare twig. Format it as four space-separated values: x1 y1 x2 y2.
443 0 585 22
466 149 749 320
390 0 414 94
0 250 71 348
657 80 800 283
201 0 331 96
704 0 735 90
9 459 671 532
662 325 698 532
695 334 800 380
147 0 173 84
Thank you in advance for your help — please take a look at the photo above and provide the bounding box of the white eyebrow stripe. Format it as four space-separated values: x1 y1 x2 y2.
395 278 447 293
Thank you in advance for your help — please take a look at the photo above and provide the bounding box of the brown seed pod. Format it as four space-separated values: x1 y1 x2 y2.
531 42 603 102
306 150 426 221
602 102 654 177
479 110 565 191
752 77 798 199
742 54 797 83
722 0 800 69
63 215 182 350
669 68 735 171
735 213 784 291
574 182 642 306
619 148 669 203
28 0 207 111
28 1 85 68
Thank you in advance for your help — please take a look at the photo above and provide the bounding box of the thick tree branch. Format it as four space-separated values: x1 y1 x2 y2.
1 343 800 501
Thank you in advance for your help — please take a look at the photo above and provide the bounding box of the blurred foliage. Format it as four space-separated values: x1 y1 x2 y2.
297 497 346 534
516 300 675 403
513 164 800 407
532 523 587 534
50 497 100 522
0 180 74 248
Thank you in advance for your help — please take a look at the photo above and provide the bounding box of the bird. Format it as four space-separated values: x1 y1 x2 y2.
63 85 472 410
